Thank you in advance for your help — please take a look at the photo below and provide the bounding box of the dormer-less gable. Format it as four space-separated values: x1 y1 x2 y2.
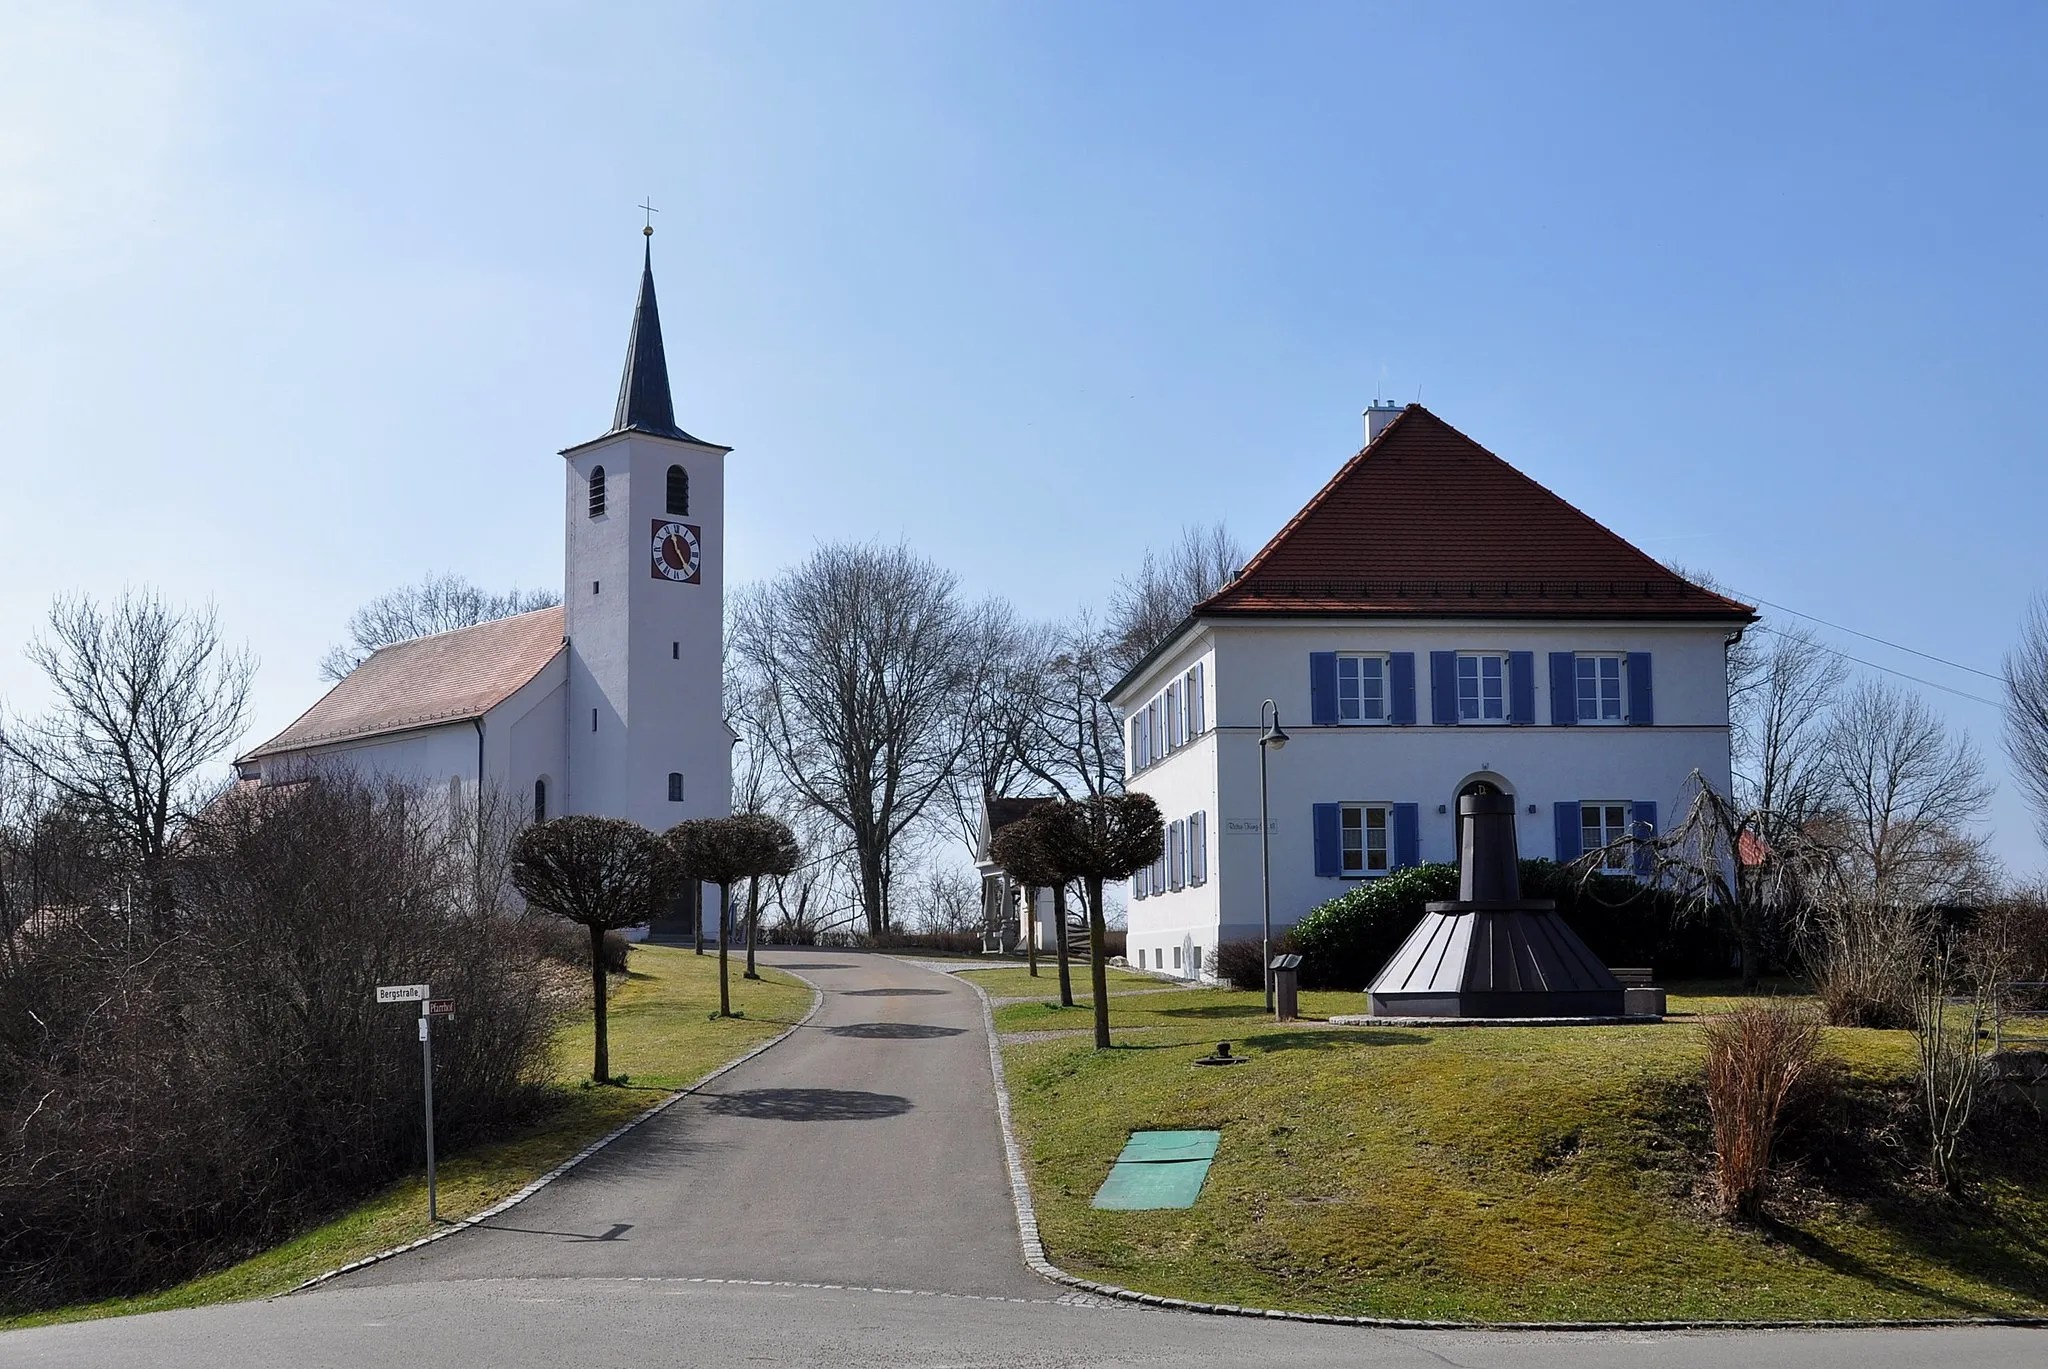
1198 406 1755 622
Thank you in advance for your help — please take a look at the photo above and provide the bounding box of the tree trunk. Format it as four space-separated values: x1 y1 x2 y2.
1086 876 1110 1050
1023 883 1039 977
1052 882 1074 1007
744 875 761 980
589 921 611 1083
693 879 705 956
859 844 886 937
717 882 732 1017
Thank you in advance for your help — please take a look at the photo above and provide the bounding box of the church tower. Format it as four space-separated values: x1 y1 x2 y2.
561 231 732 832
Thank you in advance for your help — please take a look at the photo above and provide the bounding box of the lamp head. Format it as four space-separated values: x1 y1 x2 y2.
1263 718 1289 751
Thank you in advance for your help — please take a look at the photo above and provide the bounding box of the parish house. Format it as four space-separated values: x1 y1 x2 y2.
1107 402 1754 980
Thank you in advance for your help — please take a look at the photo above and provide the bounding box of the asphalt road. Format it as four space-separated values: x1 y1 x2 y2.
6 948 2043 1366
339 947 1046 1299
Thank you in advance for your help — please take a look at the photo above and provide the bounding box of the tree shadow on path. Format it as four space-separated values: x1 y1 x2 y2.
828 1022 966 1040
702 1088 914 1121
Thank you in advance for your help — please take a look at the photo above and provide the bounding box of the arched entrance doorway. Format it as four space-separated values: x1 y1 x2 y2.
1452 772 1516 863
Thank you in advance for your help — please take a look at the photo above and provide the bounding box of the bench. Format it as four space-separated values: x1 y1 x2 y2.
1609 966 1655 988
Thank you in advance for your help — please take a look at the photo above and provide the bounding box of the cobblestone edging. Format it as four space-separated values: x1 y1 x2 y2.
958 972 2048 1333
288 974 827 1297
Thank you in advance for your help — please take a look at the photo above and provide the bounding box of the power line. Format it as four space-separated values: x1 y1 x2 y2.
1751 624 2005 709
1732 588 2004 683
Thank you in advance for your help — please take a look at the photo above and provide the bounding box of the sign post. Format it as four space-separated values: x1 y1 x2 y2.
376 983 442 1221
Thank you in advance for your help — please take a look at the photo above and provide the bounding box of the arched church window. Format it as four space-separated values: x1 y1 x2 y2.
533 778 548 822
667 772 684 802
666 465 689 516
589 466 607 518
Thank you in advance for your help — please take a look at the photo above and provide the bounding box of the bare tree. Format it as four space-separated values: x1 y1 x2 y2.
903 863 981 935
1013 614 1127 800
663 814 800 1014
1106 523 1242 673
946 602 1044 846
1796 680 1993 1026
730 543 982 936
1732 624 1846 842
320 572 559 681
2004 591 2048 852
1 591 253 928
1820 679 1992 911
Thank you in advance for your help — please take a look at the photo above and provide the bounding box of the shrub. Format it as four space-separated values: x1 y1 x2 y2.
1213 934 1301 991
0 775 562 1313
1287 859 1734 992
533 919 632 974
1701 1003 1823 1220
1289 865 1460 990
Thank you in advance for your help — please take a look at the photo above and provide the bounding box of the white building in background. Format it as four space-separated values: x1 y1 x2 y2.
1108 403 1755 981
236 233 733 937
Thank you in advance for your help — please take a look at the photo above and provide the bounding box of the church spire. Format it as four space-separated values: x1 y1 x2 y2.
611 228 695 441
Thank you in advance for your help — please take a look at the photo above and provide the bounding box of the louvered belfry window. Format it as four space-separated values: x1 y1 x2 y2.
588 466 607 518
666 465 688 516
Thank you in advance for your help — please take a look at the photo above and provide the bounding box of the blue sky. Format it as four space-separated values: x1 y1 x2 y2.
2 1 2043 872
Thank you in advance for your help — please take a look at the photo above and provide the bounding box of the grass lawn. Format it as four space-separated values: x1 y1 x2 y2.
1 945 813 1331
956 963 1165 1003
1003 980 2048 1323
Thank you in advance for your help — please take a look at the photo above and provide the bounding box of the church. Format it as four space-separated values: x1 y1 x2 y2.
235 231 733 932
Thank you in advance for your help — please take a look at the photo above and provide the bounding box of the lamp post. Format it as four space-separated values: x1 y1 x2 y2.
1258 699 1289 1014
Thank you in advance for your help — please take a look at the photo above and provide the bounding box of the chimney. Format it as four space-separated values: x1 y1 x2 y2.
1364 400 1403 444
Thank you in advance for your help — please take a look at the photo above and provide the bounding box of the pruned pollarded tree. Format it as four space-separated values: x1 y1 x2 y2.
1036 794 1163 1048
730 542 987 936
0 590 253 932
662 815 798 1015
319 572 559 681
2005 591 2048 853
990 812 1075 1000
730 813 800 981
510 816 660 1083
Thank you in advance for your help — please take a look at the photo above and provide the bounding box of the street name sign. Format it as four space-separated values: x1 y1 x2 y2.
376 984 430 1003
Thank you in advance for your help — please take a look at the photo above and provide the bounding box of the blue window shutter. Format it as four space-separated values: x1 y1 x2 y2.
1309 653 1338 726
1627 652 1654 725
1132 874 1146 901
1429 651 1459 725
1631 800 1658 877
1313 803 1341 877
1392 803 1420 871
1554 802 1583 863
1549 652 1576 726
1389 652 1417 724
1508 651 1535 724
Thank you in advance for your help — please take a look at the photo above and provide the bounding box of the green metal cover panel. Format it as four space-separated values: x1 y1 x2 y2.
1093 1130 1221 1210
1115 1129 1220 1163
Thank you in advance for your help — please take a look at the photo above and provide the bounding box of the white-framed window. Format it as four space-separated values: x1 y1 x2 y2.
1337 653 1390 724
1340 803 1393 876
1183 664 1206 738
1582 802 1631 871
1186 811 1208 886
1576 653 1625 724
1456 652 1508 723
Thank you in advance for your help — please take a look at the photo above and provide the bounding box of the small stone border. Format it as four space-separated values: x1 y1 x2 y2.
958 973 2048 1333
288 972 826 1297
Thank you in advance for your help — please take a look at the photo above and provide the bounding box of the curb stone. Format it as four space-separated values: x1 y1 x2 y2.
286 970 826 1297
959 973 2048 1333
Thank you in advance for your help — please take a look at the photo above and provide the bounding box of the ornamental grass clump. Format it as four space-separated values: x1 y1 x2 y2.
1701 1002 1823 1221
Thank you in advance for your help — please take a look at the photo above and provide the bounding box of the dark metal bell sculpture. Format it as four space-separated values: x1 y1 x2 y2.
1366 784 1624 1017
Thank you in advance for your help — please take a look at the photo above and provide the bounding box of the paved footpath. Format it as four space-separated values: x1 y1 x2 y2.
340 946 1047 1299
6 949 2043 1366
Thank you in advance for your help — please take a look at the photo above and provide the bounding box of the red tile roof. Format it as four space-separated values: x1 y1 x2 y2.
1197 406 1754 621
242 607 565 760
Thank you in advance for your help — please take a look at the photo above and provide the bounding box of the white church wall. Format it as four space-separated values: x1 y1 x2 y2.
248 723 481 801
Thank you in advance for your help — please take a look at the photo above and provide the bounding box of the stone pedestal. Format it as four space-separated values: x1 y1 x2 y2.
1623 986 1667 1018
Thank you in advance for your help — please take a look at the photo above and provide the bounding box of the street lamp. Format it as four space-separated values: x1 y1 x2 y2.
1258 699 1289 1014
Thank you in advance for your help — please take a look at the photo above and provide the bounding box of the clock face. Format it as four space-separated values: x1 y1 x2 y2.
650 520 702 583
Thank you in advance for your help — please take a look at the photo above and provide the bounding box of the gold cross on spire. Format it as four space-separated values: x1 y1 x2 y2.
639 198 659 237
